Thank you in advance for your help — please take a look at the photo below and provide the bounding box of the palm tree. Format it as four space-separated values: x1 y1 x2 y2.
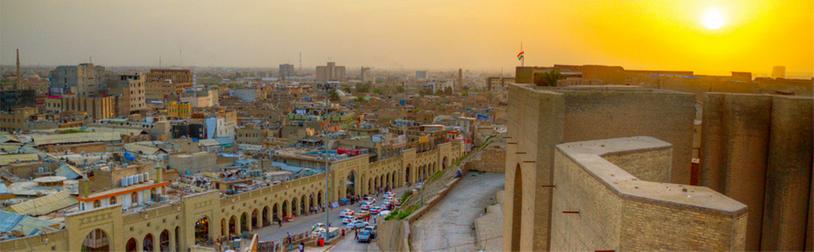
537 69 564 86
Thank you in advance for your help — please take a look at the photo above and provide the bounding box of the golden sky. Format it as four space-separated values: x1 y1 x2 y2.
1 0 811 77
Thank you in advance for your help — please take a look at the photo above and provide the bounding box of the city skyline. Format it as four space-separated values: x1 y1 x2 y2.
1 0 812 77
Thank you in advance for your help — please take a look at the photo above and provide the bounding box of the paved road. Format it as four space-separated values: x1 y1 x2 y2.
328 231 381 252
410 172 505 252
253 188 407 244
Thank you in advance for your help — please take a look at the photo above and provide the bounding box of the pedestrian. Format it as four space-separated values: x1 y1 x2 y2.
298 242 305 252
354 228 358 240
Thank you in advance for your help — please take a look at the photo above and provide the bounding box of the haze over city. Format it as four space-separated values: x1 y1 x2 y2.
0 1 812 252
1 0 812 77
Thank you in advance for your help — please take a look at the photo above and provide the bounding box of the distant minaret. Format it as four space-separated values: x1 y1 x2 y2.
15 49 21 90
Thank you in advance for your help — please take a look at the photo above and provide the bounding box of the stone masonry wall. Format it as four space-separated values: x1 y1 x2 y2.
701 93 813 250
552 137 747 251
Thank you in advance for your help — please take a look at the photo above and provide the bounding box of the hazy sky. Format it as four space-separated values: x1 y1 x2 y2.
1 0 812 77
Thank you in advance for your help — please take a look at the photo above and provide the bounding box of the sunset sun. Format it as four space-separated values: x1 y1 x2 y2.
701 7 726 30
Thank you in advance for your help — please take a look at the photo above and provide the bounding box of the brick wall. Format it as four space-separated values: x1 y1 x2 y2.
551 137 746 251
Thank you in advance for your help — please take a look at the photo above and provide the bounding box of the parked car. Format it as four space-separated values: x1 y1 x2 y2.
342 217 354 224
363 196 376 204
360 204 371 211
357 229 373 243
354 220 368 229
378 210 391 217
370 207 381 215
339 209 354 217
363 226 376 239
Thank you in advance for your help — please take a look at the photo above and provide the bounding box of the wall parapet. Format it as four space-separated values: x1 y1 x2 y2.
556 136 745 216
552 136 747 251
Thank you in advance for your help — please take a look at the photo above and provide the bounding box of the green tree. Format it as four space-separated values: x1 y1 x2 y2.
539 69 564 86
329 89 340 102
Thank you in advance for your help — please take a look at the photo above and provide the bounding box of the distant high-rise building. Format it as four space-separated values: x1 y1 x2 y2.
416 71 427 80
457 68 463 89
316 62 346 82
279 64 295 80
48 63 106 96
360 67 371 83
772 66 786 79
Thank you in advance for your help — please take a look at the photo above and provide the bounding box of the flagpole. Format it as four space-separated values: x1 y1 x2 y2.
521 42 524 67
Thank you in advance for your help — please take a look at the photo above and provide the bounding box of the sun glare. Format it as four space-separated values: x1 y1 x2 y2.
701 7 725 30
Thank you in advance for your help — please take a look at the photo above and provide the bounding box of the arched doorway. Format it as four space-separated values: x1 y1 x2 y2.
346 171 356 198
240 212 249 233
229 216 237 235
309 193 315 213
443 157 448 170
272 203 280 223
195 216 210 244
251 209 259 228
159 230 170 252
174 226 180 252
143 233 154 252
81 228 110 252
405 165 412 185
282 200 289 219
367 178 373 194
317 191 324 209
262 206 270 226
125 238 137 252
510 164 523 251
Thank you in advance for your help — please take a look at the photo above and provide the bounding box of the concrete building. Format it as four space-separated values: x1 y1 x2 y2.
167 101 192 119
360 66 371 83
180 89 218 108
0 140 465 252
109 74 147 116
415 70 427 80
503 84 696 251
315 62 345 82
145 69 193 100
772 66 786 79
551 137 746 250
46 95 117 120
279 64 295 80
48 63 105 96
0 107 37 132
700 93 813 250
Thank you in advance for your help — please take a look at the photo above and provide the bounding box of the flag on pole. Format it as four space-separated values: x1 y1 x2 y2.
516 51 525 61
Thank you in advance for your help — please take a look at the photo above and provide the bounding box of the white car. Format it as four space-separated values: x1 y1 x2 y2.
378 210 391 216
363 196 376 204
339 209 355 217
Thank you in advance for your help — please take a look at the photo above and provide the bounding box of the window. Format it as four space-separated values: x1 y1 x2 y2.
131 192 139 205
93 200 101 208
110 196 117 205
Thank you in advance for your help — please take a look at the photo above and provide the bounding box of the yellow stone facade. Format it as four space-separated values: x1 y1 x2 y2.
0 141 464 252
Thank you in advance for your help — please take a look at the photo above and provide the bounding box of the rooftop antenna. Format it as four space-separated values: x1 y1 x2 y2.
299 51 302 72
89 56 93 64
